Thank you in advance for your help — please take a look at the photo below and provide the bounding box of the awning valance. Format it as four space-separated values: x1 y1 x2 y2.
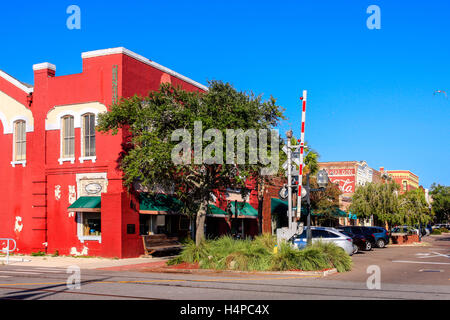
206 204 228 218
206 202 258 219
68 196 101 212
139 194 184 215
229 201 258 219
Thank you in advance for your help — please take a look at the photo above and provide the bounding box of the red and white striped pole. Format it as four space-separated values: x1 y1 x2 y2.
296 90 307 218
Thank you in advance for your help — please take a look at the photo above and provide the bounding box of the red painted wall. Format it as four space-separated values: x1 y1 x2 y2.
0 49 206 258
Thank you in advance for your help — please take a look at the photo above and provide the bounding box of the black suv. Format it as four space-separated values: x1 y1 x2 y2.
339 226 390 248
337 226 375 251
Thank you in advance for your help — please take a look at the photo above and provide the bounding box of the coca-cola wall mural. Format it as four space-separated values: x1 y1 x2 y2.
326 168 356 194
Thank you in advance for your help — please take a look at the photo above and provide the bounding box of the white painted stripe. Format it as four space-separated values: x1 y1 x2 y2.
0 270 42 275
392 260 450 265
0 276 11 278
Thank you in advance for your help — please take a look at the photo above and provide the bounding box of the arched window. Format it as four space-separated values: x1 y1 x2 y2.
82 113 96 157
62 115 75 158
14 120 26 161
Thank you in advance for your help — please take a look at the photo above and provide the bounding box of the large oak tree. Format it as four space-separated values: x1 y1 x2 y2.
97 81 284 245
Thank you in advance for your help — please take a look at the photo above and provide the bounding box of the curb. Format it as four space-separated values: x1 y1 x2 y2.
142 267 337 277
386 242 431 247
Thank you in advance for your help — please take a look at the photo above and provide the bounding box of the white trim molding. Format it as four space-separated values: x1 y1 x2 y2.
45 102 107 131
32 62 56 72
58 157 76 165
81 47 208 91
0 70 33 94
79 156 96 163
11 160 26 168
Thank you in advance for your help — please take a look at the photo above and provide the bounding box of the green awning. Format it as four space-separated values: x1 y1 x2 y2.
206 204 228 218
68 196 101 212
139 194 184 215
230 201 258 219
271 198 289 215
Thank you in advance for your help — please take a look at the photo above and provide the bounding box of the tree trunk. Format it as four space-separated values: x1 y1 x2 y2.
195 200 208 246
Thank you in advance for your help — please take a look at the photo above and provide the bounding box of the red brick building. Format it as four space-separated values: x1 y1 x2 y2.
379 167 419 194
0 47 218 258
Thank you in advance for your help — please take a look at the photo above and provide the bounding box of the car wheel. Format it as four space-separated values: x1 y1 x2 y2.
377 239 386 248
365 241 372 251
353 244 358 254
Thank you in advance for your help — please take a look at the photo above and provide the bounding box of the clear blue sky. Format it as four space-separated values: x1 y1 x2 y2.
0 0 448 188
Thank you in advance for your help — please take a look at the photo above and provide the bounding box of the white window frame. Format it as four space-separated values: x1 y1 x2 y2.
79 113 97 163
76 212 102 243
11 120 27 167
59 115 76 164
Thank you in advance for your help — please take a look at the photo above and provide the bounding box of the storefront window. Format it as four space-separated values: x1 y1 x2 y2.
82 212 101 236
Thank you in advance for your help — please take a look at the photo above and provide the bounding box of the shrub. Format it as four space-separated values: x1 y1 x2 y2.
312 241 353 272
432 229 442 235
438 228 449 233
31 251 46 256
169 235 352 273
178 239 210 264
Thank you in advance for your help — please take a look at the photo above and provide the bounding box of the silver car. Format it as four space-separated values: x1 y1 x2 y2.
292 227 354 255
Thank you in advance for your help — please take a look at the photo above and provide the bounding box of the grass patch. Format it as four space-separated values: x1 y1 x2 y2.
30 251 46 256
168 234 352 273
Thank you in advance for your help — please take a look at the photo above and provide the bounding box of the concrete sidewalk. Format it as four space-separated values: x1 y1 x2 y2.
0 254 170 270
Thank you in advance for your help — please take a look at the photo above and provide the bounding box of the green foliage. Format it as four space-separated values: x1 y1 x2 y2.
51 250 59 257
430 183 450 223
431 229 442 235
350 182 433 228
279 137 320 176
438 228 449 233
398 189 432 226
350 182 400 225
312 241 353 273
308 177 342 225
169 235 352 272
31 251 46 256
97 81 285 245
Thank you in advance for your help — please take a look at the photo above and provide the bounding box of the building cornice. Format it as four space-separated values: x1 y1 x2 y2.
32 62 56 72
81 47 208 91
0 70 33 94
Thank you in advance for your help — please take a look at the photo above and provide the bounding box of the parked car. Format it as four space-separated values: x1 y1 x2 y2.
291 227 354 256
366 226 390 248
338 226 377 249
391 226 419 235
414 225 428 237
338 229 370 254
431 224 449 230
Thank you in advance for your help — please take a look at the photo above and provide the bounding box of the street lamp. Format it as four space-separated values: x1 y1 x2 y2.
304 169 329 245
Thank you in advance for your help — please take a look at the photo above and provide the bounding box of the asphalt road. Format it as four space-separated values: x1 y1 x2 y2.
0 235 448 300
